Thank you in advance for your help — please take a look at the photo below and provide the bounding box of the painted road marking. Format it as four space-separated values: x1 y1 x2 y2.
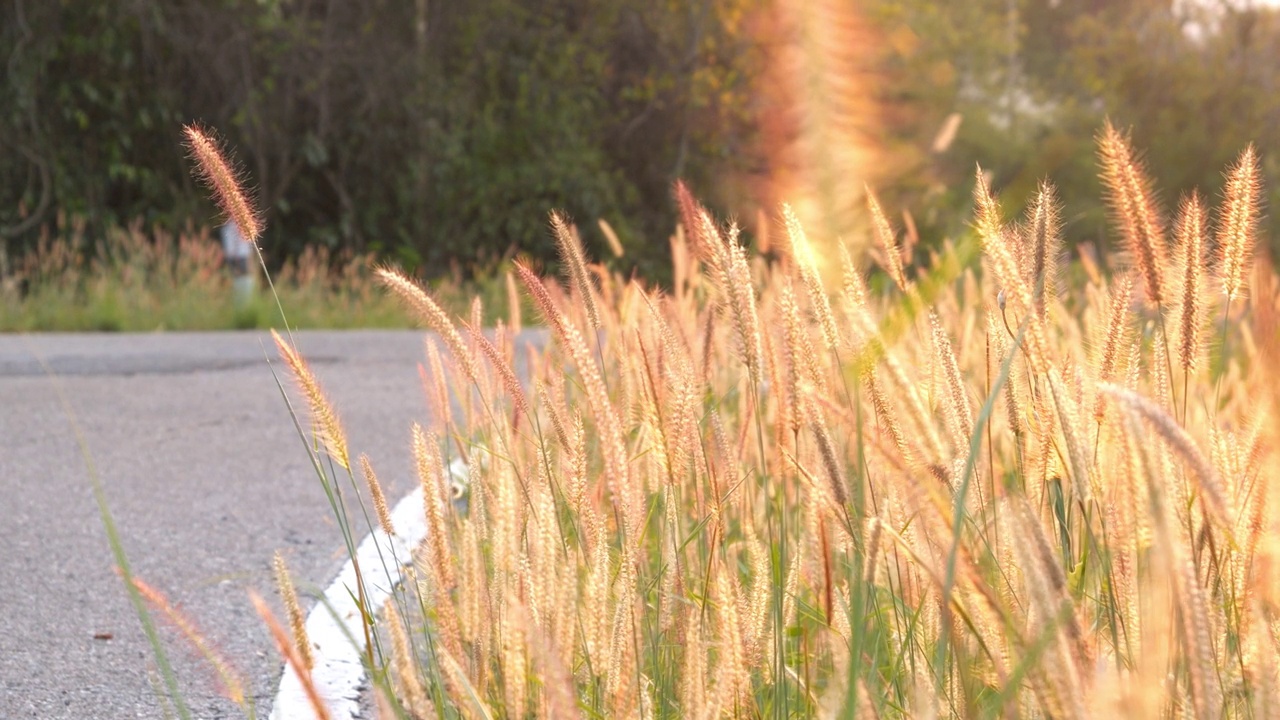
269 456 470 720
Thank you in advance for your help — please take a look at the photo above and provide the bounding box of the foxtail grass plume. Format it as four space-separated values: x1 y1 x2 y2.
866 369 912 466
272 329 349 471
1094 274 1134 422
1005 496 1088 718
867 187 908 291
1173 193 1207 372
974 167 1031 314
359 454 396 537
505 270 523 335
673 180 712 259
806 399 849 507
781 203 841 352
375 267 480 385
183 125 261 244
383 601 431 717
675 186 765 389
838 240 868 318
1097 121 1166 307
466 321 531 424
597 218 625 258
780 279 807 434
1101 383 1232 531
1217 145 1263 303
412 424 456 591
972 166 1003 241
131 577 247 709
931 312 973 452
551 211 601 331
516 259 637 535
249 591 332 720
272 551 313 671
751 0 883 253
1026 181 1062 318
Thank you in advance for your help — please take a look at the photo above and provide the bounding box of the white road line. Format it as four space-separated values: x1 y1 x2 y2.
268 484 427 720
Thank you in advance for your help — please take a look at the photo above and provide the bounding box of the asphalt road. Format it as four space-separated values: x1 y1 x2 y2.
0 331 446 719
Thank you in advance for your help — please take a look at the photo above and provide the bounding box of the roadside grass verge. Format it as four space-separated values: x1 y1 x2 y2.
0 219 517 332
109 123 1280 718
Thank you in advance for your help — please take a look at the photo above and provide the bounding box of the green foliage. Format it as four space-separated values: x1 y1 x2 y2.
865 0 1280 260
0 0 759 283
5 0 1278 284
420 1 637 272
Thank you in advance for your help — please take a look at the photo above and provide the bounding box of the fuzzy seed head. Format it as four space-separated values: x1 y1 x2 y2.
551 211 602 330
376 267 480 385
867 186 908 291
272 330 349 471
1027 181 1062 318
132 577 247 708
272 551 313 671
1094 274 1134 422
1174 193 1208 372
359 454 396 537
1218 144 1263 302
1098 121 1166 307
183 125 262 244
249 592 332 720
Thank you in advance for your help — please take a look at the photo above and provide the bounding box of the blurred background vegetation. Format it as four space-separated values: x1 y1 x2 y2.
1 0 1278 309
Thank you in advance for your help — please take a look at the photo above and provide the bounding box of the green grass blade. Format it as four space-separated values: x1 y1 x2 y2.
34 347 193 720
934 320 1027 685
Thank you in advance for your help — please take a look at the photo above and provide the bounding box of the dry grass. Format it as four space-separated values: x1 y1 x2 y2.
264 126 1280 718
0 220 411 331
151 123 1280 718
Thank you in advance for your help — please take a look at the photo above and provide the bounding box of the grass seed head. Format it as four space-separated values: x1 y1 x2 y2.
182 125 262 244
1217 144 1263 303
1027 180 1062 318
272 551 313 671
272 329 349 471
376 267 480 386
781 203 841 352
867 186 908 291
551 211 601 331
1097 120 1166 307
359 454 396 537
1174 192 1208 372
131 577 247 709
1094 273 1134 422
250 591 331 720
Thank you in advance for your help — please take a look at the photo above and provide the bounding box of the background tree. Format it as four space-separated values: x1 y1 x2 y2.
0 0 762 280
865 0 1280 260
2 0 1277 282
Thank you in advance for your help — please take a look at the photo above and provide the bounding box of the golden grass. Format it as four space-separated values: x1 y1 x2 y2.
352 130 1280 718
272 329 350 472
271 551 314 671
155 121 1279 718
250 591 332 720
130 577 250 712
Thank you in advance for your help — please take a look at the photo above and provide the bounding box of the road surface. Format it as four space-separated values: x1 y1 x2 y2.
0 330 445 719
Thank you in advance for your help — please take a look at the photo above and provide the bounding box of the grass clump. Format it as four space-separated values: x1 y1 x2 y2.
269 131 1279 717
131 123 1280 719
